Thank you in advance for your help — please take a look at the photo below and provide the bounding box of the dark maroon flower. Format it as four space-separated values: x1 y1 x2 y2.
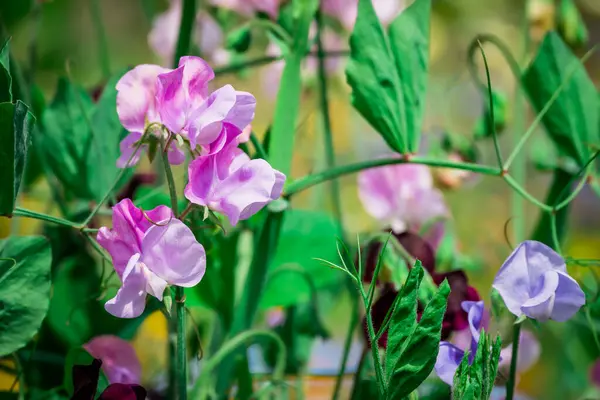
71 359 146 400
360 231 480 347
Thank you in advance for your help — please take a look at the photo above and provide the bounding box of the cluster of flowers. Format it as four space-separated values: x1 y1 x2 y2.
98 56 285 319
356 162 586 387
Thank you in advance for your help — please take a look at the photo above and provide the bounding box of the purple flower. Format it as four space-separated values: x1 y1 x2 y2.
184 142 285 226
493 240 585 322
97 199 206 318
116 131 185 168
83 336 141 385
357 161 448 234
434 300 485 385
155 57 256 151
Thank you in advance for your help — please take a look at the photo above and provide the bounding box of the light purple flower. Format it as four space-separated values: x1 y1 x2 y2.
357 160 448 234
209 0 281 19
149 0 227 67
321 0 405 31
83 335 141 385
184 142 285 226
493 240 585 322
97 199 206 318
117 132 185 168
156 56 256 151
498 330 540 374
434 300 484 385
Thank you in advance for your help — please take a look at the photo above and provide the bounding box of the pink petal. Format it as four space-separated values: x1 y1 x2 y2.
105 254 147 319
141 219 206 287
148 0 181 66
187 85 237 148
117 132 146 168
116 65 169 132
83 335 142 384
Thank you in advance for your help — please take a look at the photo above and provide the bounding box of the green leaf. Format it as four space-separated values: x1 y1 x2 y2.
0 101 34 215
386 278 450 399
260 209 342 309
388 0 431 152
41 73 131 201
0 39 12 103
385 262 424 375
0 236 52 357
522 32 599 168
346 0 431 154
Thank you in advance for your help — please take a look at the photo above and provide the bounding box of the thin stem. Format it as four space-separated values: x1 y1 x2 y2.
13 207 81 229
285 157 501 196
316 9 343 228
553 151 600 211
250 132 268 160
172 0 196 68
476 40 503 168
505 322 522 400
89 0 111 79
160 139 179 216
503 46 597 170
550 213 563 254
331 291 359 400
503 174 552 212
176 286 187 400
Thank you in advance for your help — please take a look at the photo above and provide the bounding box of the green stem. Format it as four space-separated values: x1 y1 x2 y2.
176 286 187 400
331 293 359 400
503 174 551 212
316 9 343 227
90 0 111 79
12 207 81 229
285 157 501 196
505 322 522 400
250 132 268 160
172 0 197 68
161 138 179 216
193 330 286 398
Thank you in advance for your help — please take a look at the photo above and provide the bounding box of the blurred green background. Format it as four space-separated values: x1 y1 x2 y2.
3 0 600 398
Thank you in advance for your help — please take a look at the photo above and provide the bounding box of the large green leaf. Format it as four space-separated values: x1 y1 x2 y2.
260 209 342 309
388 0 431 152
346 0 431 154
385 265 450 399
41 73 131 201
0 39 12 103
522 32 599 167
0 236 52 357
0 101 34 215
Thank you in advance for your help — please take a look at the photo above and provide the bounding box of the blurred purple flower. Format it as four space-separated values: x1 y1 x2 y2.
498 330 540 375
434 300 485 385
155 56 256 151
97 199 206 318
357 161 448 234
117 131 185 168
83 336 141 385
493 240 585 322
184 141 285 226
321 0 406 31
210 0 281 19
149 0 228 67
71 359 146 400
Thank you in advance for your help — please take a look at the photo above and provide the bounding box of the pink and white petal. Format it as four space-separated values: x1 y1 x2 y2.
83 335 142 384
105 254 147 319
156 66 188 133
215 159 282 226
144 271 168 301
237 124 252 144
148 0 181 66
167 142 186 165
143 205 173 228
116 65 168 131
141 220 206 287
195 12 224 58
117 132 146 168
177 56 215 110
187 84 237 148
97 228 138 278
357 166 398 222
225 91 256 131
184 156 217 207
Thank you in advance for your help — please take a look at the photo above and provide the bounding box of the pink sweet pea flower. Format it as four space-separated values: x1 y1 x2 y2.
83 336 141 385
97 199 206 318
155 56 256 151
117 131 185 168
184 142 285 226
357 159 448 234
209 0 281 19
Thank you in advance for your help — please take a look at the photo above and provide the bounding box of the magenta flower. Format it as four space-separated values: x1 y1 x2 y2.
493 240 585 322
358 161 448 234
434 300 485 385
83 336 141 385
97 199 206 318
184 142 285 226
155 56 256 151
209 0 281 19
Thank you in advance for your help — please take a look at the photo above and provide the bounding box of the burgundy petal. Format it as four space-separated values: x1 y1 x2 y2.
99 384 147 400
72 359 102 400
